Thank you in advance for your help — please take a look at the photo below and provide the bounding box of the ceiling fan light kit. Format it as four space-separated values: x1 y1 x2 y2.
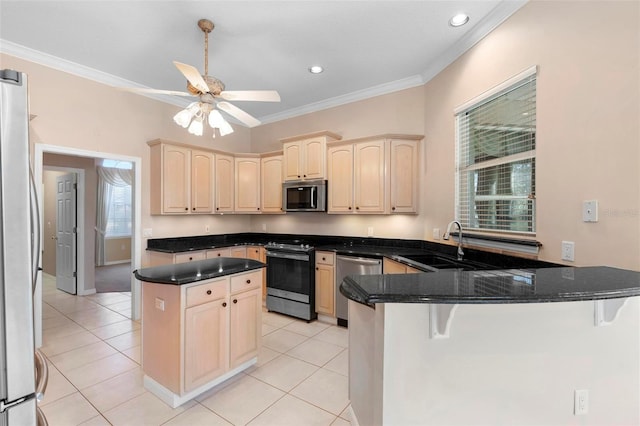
128 18 280 139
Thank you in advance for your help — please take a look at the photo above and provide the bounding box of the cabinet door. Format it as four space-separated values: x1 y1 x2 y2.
235 157 261 213
215 154 234 213
206 248 231 259
184 298 228 391
302 138 326 180
354 140 386 213
229 288 261 369
315 264 335 316
261 155 284 213
175 251 206 264
327 145 353 213
390 140 419 213
191 150 214 213
163 145 190 213
282 142 302 181
383 258 407 274
230 247 247 258
246 246 261 261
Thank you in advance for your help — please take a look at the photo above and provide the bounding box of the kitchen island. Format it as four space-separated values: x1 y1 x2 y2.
134 258 265 408
341 266 640 425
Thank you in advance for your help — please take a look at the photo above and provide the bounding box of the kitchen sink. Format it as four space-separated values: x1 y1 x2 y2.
396 254 492 271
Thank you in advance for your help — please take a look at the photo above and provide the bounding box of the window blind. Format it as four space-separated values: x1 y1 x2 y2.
456 72 536 234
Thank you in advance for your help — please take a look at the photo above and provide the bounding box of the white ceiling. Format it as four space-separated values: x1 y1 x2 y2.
0 1 526 126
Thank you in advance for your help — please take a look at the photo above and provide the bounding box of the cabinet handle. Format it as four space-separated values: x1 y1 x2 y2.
246 279 251 284
303 174 306 178
184 207 188 211
216 207 219 211
316 267 319 270
348 206 352 210
218 253 221 256
392 206 396 211
222 302 227 307
233 299 238 304
322 257 326 261
206 290 212 295
356 206 360 210
189 257 193 261
297 175 301 178
257 207 260 210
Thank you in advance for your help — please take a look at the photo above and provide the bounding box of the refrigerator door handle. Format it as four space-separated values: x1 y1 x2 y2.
29 165 41 294
34 350 48 402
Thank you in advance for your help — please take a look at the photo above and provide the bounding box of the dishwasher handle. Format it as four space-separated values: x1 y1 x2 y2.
337 256 381 266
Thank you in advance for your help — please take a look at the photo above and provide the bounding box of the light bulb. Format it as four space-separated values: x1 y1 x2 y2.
218 120 233 136
208 110 225 128
173 108 193 128
188 116 204 136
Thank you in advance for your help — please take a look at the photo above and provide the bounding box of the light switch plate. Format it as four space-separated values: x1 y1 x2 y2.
143 228 153 237
583 200 598 222
562 241 575 262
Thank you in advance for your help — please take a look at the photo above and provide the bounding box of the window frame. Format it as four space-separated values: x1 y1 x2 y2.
454 66 538 240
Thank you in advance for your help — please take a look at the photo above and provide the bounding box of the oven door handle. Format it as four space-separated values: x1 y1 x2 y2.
310 186 316 209
266 251 310 262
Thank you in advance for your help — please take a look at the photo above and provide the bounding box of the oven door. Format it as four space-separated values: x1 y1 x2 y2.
266 250 312 296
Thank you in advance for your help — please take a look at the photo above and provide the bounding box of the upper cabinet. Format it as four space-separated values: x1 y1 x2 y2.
281 131 341 181
327 135 422 214
149 141 213 215
215 154 234 214
234 156 261 213
261 153 284 214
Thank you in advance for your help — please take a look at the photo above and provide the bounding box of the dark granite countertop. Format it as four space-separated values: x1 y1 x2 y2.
134 258 265 285
340 266 640 305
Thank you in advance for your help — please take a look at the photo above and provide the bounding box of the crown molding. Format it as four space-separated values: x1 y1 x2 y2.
421 0 528 83
259 74 425 124
0 39 188 108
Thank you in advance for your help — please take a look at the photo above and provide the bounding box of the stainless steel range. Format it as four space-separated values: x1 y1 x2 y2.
265 241 316 321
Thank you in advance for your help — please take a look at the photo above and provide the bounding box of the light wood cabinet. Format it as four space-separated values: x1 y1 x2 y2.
229 246 247 258
142 268 263 404
147 250 206 266
215 154 234 213
149 141 214 215
206 248 231 259
175 251 206 264
327 135 422 215
390 140 419 213
246 246 267 298
235 156 261 213
281 131 341 181
383 257 421 274
261 154 284 213
327 140 385 214
315 251 335 316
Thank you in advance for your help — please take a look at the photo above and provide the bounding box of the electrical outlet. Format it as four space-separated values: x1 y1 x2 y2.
143 228 153 237
155 297 165 311
433 228 440 240
562 241 575 262
367 227 374 237
574 389 588 415
583 200 598 222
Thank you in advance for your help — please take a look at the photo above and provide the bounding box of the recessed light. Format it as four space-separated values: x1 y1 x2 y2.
309 65 324 74
449 13 469 27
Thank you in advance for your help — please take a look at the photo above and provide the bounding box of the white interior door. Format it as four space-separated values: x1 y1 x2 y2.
56 173 77 294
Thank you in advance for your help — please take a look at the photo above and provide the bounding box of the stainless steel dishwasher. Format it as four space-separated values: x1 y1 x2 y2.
335 255 382 327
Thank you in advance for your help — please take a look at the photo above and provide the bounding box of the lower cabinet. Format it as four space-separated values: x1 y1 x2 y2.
383 257 421 274
315 251 335 316
142 269 263 405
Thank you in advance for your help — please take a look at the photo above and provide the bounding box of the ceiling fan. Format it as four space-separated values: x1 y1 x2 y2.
126 18 280 137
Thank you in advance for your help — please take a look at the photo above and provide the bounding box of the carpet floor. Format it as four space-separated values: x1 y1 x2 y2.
95 262 132 293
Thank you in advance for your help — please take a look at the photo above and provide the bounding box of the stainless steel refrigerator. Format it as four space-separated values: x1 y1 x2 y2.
0 69 48 425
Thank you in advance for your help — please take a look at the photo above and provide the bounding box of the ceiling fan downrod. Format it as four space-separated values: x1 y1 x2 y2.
198 19 214 77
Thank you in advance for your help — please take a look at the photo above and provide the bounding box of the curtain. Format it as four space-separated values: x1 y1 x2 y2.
95 166 133 266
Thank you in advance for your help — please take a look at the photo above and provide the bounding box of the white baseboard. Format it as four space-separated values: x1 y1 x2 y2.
101 260 131 266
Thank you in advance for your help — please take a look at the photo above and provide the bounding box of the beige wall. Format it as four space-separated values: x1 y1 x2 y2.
420 0 639 269
105 237 132 263
249 1 640 270
2 0 638 271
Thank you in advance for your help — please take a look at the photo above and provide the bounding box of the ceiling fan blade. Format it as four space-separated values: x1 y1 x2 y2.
173 61 210 93
219 90 281 102
217 101 261 127
121 87 194 97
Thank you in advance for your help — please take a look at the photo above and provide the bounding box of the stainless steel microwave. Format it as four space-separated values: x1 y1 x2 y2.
283 180 327 212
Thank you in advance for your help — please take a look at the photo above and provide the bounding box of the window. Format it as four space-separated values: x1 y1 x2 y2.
455 67 537 234
105 184 131 237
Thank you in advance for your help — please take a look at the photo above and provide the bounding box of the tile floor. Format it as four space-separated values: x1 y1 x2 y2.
38 273 351 425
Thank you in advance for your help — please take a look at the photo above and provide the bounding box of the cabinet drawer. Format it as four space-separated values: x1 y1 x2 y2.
186 279 227 308
316 251 335 266
231 270 261 294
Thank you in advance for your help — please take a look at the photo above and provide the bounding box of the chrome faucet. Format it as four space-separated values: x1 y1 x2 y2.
443 220 464 260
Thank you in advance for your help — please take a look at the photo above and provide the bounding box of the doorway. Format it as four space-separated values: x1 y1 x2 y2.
33 144 142 347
